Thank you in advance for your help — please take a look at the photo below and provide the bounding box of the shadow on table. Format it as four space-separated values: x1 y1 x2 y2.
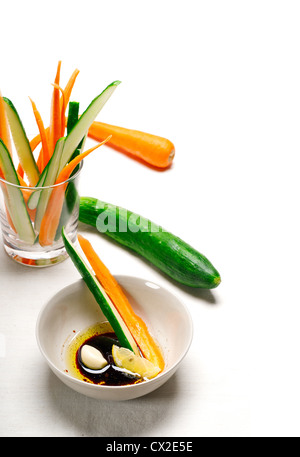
46 369 181 437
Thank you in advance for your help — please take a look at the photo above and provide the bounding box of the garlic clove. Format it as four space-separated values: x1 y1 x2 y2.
80 344 108 370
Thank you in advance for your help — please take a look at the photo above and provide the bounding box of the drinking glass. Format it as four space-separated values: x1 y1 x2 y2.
0 163 82 267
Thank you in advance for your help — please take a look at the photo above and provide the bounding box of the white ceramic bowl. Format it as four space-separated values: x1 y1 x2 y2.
36 275 193 401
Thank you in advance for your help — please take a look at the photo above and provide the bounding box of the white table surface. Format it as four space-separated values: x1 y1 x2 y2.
1 0 300 438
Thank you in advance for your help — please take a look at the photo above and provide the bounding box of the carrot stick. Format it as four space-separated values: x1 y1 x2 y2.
57 137 110 184
55 68 80 138
32 70 79 163
36 127 50 172
17 173 28 187
60 68 79 116
62 68 79 106
16 163 28 185
39 137 110 247
77 234 165 371
29 97 50 170
34 69 79 152
60 86 66 138
88 121 175 169
30 127 50 153
17 163 24 179
0 92 12 155
52 83 66 138
49 61 62 156
30 133 41 151
36 147 44 173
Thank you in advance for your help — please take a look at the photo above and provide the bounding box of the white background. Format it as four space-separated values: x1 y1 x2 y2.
0 0 300 437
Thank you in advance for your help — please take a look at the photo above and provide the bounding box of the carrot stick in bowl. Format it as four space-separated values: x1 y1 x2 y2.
88 121 175 169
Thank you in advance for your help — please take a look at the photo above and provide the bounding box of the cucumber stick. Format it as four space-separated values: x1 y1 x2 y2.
59 80 121 172
62 228 140 355
67 101 80 133
54 102 82 240
3 97 39 186
79 197 221 289
34 138 65 232
26 159 51 210
27 102 81 211
66 101 82 169
0 140 36 244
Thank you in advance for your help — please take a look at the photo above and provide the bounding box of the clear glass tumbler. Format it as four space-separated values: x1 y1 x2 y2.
0 163 82 267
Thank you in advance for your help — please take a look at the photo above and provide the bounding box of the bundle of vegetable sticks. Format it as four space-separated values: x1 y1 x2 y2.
0 62 118 246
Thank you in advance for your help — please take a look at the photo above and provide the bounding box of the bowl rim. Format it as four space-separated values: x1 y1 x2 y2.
35 275 194 391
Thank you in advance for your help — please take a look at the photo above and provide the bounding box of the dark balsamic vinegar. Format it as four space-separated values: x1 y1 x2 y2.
76 332 142 386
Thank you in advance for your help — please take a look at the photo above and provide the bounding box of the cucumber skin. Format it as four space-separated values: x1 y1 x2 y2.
0 139 36 244
79 197 221 289
3 97 40 184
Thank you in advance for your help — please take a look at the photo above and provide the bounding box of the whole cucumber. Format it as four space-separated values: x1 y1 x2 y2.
79 197 221 289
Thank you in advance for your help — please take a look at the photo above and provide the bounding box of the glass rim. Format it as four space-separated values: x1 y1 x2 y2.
0 161 83 191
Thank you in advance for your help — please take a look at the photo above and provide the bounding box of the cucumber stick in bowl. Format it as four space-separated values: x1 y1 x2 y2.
62 227 140 355
79 197 221 289
0 140 36 244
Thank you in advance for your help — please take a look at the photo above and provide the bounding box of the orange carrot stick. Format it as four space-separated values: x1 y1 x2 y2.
49 61 62 155
0 92 12 155
32 70 79 162
36 147 44 173
52 83 66 138
16 163 28 185
30 133 41 151
17 173 28 187
77 234 165 371
36 127 50 172
29 97 50 170
17 163 24 179
60 86 66 138
57 137 110 184
39 137 110 247
88 121 175 169
30 127 50 153
61 68 79 111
